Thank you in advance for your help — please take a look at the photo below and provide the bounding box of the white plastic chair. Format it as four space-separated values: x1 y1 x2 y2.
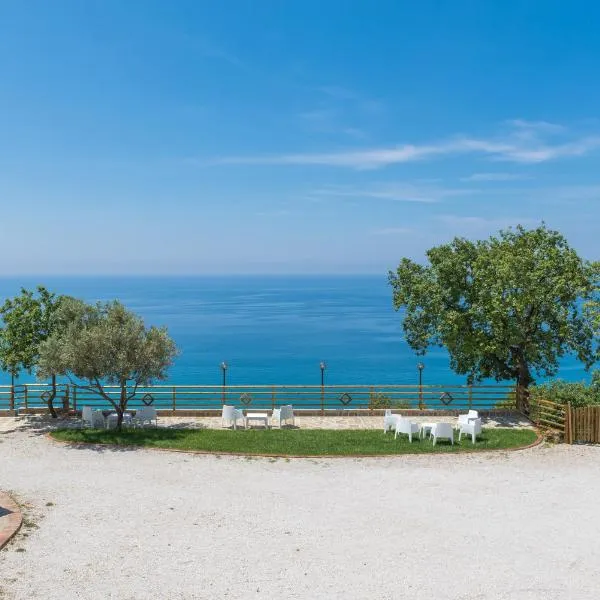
432 422 454 446
272 405 295 428
132 406 157 428
383 409 399 434
81 406 94 428
458 418 482 444
82 406 105 428
222 405 245 430
456 410 479 430
394 417 420 442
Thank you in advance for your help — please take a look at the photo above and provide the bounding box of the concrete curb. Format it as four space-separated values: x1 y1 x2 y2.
0 492 23 550
46 429 544 460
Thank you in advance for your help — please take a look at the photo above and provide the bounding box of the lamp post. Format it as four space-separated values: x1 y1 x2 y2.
220 362 228 404
320 361 326 414
417 362 425 410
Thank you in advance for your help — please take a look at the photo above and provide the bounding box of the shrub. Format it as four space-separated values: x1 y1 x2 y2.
529 375 600 409
368 392 412 410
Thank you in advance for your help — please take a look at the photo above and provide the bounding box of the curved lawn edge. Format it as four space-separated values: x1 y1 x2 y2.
47 429 543 459
0 491 23 550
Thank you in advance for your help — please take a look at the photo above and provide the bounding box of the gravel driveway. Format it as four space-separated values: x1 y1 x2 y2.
1 422 599 599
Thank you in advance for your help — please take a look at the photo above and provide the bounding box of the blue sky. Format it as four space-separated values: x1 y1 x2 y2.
1 1 600 274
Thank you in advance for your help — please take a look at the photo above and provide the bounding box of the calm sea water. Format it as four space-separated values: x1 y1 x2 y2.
0 276 590 386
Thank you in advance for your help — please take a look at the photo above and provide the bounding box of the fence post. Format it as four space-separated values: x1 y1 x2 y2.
468 385 473 410
73 385 77 412
271 386 276 411
9 380 14 412
63 384 70 411
24 385 28 412
566 402 573 444
172 386 176 412
321 384 325 415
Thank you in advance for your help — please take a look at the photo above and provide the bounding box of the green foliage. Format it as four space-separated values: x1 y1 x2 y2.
38 298 178 428
50 427 538 456
389 225 599 397
368 391 412 410
529 376 600 409
0 286 67 416
0 286 65 378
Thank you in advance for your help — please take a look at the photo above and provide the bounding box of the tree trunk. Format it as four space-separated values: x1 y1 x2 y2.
47 374 58 419
116 383 127 431
512 347 532 415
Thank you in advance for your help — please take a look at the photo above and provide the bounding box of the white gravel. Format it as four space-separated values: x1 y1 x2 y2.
1 421 599 599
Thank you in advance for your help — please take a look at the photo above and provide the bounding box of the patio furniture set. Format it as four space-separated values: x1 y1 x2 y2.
383 409 483 444
222 404 295 429
80 405 158 429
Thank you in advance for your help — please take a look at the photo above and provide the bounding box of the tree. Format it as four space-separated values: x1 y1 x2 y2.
0 286 66 417
388 224 599 413
38 298 178 429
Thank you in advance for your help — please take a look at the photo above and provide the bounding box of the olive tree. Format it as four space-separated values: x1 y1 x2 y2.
389 224 599 413
38 298 178 429
0 286 66 417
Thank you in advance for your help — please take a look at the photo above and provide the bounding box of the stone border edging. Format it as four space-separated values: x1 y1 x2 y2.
46 429 544 459
0 492 23 550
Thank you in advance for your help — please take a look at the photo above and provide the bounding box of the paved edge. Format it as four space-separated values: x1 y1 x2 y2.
0 492 23 550
46 430 544 459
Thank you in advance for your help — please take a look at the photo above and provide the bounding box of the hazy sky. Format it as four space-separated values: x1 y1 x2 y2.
1 1 599 275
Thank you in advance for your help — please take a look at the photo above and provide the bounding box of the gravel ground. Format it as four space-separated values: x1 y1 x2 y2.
1 421 599 599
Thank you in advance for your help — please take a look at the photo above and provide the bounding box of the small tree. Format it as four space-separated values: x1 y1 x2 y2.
0 286 66 417
389 224 599 413
38 298 178 429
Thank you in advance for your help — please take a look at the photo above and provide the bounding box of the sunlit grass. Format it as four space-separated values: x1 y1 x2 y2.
51 427 538 456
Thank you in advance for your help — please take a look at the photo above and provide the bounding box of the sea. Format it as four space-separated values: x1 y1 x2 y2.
0 275 591 387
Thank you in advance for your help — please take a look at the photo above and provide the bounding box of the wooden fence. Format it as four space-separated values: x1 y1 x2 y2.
0 383 516 414
530 399 600 444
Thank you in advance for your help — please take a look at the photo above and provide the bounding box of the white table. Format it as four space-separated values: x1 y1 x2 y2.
245 412 269 429
105 412 133 429
420 422 436 439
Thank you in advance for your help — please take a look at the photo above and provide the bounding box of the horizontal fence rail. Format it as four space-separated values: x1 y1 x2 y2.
530 398 567 434
0 383 516 414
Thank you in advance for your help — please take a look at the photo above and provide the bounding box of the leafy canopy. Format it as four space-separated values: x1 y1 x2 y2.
0 286 65 378
38 298 178 393
389 224 599 387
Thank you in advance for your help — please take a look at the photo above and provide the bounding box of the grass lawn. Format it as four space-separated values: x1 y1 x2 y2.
50 427 538 456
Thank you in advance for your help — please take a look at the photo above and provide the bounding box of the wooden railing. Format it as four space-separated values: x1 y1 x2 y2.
0 383 516 413
530 398 567 434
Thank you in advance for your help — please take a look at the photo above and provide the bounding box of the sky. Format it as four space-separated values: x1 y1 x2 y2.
1 1 600 275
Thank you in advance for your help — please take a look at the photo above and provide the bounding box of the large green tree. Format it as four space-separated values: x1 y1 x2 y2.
0 286 66 417
38 298 178 429
388 225 599 412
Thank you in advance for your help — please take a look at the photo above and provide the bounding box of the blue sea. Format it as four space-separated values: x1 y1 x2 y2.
0 276 591 386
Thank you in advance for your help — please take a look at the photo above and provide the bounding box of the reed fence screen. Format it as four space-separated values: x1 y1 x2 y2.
0 383 516 413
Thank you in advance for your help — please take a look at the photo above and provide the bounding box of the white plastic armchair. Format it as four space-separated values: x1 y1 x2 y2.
394 418 420 442
222 405 245 429
132 406 158 428
432 422 454 446
82 406 105 428
383 409 399 434
458 418 482 444
81 406 94 428
456 410 479 430
272 405 295 428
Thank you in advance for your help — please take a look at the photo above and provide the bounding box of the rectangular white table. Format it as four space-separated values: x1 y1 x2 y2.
245 412 269 429
419 422 436 439
105 412 133 429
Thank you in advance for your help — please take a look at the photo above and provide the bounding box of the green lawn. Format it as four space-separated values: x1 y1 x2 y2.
50 426 538 456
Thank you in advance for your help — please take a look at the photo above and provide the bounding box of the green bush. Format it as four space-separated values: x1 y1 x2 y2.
529 374 600 409
368 392 412 410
